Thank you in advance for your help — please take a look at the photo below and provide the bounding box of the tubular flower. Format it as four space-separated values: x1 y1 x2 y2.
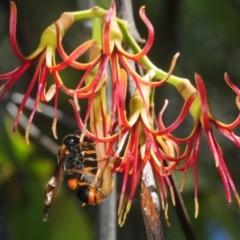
0 2 94 143
70 52 197 225
156 73 240 218
194 74 240 209
111 70 198 226
59 1 177 138
51 2 162 130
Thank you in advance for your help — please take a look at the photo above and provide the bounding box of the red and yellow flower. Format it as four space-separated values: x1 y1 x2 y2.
1 1 240 226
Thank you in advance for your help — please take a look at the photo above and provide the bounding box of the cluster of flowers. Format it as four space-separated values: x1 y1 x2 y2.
1 2 240 225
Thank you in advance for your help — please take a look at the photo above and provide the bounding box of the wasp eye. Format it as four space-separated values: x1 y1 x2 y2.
76 185 90 203
63 135 79 148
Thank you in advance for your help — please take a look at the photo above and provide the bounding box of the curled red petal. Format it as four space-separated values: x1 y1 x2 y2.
128 127 141 201
153 92 197 136
224 72 240 96
215 126 240 148
119 128 136 198
0 61 32 100
53 83 59 120
109 54 131 131
52 39 98 71
193 127 201 201
53 22 98 70
82 55 110 124
69 99 120 143
217 163 231 204
212 113 240 130
217 149 240 206
52 57 103 98
13 54 46 131
102 2 116 55
117 70 131 128
9 2 26 60
119 54 166 88
224 73 240 109
116 6 154 60
205 130 220 165
195 73 211 131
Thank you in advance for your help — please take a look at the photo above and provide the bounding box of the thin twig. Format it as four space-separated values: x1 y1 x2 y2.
6 100 59 155
99 174 117 240
115 0 143 44
140 162 165 240
169 174 197 240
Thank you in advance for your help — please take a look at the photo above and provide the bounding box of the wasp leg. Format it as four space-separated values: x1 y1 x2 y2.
83 157 103 161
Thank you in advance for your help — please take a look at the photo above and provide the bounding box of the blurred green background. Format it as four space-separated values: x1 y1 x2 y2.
0 0 240 239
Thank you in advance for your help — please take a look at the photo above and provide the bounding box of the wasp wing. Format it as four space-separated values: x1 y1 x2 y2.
43 159 64 222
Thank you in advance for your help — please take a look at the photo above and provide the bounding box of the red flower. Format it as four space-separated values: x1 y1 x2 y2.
0 2 94 143
194 74 240 208
157 73 240 218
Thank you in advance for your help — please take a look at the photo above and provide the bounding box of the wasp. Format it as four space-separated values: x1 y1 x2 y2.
43 131 113 221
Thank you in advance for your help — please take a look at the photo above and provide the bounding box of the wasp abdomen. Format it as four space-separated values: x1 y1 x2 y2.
76 185 91 203
76 185 107 205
